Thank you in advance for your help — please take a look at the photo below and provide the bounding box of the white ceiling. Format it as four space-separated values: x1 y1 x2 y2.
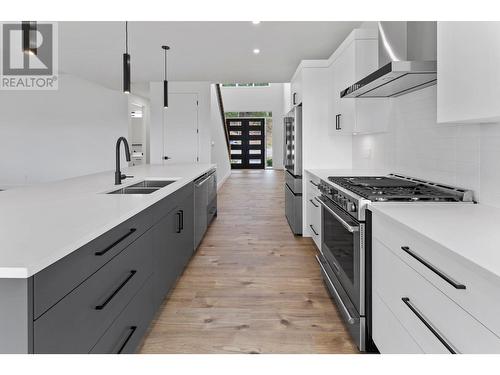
59 21 361 90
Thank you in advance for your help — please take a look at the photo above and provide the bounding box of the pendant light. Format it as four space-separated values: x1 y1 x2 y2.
22 21 37 55
162 45 170 107
123 21 131 94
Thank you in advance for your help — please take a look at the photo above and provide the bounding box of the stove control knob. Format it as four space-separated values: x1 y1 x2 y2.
347 202 357 212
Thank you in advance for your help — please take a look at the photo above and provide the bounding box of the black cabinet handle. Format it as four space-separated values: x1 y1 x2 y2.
95 228 137 256
117 326 138 354
175 210 182 233
309 198 319 208
401 297 457 354
309 180 319 188
337 114 342 130
310 225 319 236
335 114 339 130
401 246 466 290
95 270 137 310
293 92 297 105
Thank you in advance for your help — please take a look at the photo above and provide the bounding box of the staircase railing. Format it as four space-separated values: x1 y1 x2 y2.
215 83 230 158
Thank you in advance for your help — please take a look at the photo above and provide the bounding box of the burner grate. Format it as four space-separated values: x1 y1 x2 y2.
328 176 464 202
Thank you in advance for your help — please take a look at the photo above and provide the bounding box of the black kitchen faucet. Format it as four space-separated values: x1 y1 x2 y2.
115 137 132 185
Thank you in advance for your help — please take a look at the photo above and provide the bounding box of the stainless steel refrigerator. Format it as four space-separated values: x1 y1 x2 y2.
283 105 302 235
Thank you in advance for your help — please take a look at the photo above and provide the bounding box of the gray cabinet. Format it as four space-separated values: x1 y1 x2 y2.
152 183 194 307
0 178 203 354
33 210 151 319
33 229 153 354
90 277 155 354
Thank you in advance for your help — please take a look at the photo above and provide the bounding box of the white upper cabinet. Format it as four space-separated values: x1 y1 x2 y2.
331 33 390 134
290 68 303 107
437 22 500 124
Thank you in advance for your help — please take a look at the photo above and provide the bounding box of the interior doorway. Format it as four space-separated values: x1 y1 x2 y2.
128 103 146 167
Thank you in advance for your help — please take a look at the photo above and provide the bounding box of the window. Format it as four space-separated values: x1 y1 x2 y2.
221 83 270 88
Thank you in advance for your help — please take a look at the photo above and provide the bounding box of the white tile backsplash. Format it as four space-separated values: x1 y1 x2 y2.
352 85 500 207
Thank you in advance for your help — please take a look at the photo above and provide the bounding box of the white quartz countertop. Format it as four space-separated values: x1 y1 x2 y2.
0 163 215 278
369 203 500 283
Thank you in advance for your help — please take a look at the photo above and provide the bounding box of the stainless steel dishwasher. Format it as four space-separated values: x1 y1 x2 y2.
194 169 217 250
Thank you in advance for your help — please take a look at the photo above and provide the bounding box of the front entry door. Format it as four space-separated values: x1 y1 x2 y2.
227 118 265 169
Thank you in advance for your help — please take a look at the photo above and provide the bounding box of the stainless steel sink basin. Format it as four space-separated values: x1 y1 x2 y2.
129 180 176 188
108 187 160 194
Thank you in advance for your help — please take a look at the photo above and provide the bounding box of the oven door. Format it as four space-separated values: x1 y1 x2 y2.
316 195 364 314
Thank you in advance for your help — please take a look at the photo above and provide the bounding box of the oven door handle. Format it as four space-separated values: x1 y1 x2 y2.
315 255 355 325
315 197 359 233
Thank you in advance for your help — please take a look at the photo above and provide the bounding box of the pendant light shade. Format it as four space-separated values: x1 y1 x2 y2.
22 21 37 55
163 79 168 107
123 21 131 94
162 45 170 107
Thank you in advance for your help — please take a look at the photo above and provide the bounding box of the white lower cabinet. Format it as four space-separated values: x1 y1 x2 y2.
372 290 423 354
372 211 500 354
305 173 321 249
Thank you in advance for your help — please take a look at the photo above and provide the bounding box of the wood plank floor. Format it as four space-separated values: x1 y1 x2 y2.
139 169 358 354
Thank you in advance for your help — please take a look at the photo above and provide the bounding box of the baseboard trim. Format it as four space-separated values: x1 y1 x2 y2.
217 170 231 191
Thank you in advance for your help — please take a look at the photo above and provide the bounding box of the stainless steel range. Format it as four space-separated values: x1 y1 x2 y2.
314 174 473 352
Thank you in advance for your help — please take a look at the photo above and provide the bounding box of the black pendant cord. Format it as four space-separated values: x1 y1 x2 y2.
125 21 128 54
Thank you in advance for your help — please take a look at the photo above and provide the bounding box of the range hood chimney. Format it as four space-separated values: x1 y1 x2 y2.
341 21 437 98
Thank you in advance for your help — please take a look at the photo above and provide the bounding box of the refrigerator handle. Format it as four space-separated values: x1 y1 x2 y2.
283 118 288 167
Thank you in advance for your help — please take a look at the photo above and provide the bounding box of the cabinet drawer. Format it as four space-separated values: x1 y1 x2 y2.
285 171 302 194
33 230 153 354
373 238 500 353
307 197 321 248
307 175 321 196
90 276 154 354
373 211 500 338
34 209 151 319
372 290 423 354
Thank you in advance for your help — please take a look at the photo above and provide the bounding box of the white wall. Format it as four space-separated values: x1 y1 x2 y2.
149 81 212 165
352 85 500 208
0 73 128 188
221 83 285 169
209 85 231 187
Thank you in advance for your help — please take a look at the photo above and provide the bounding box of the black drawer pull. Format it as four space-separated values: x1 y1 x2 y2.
309 224 319 236
309 198 319 208
309 180 319 188
95 228 137 256
117 326 138 354
176 211 182 233
401 297 457 354
95 270 137 310
401 246 466 290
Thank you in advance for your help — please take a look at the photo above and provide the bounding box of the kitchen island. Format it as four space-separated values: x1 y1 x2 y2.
0 163 216 353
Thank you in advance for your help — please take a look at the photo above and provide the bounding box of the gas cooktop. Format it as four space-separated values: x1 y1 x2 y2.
327 175 473 202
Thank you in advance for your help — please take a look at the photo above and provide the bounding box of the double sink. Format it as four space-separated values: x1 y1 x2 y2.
108 180 176 194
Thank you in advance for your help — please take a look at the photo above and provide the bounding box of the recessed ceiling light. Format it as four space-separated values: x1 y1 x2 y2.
253 48 260 54
252 21 261 25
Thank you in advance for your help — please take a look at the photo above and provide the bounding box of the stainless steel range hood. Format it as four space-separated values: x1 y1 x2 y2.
341 21 437 98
